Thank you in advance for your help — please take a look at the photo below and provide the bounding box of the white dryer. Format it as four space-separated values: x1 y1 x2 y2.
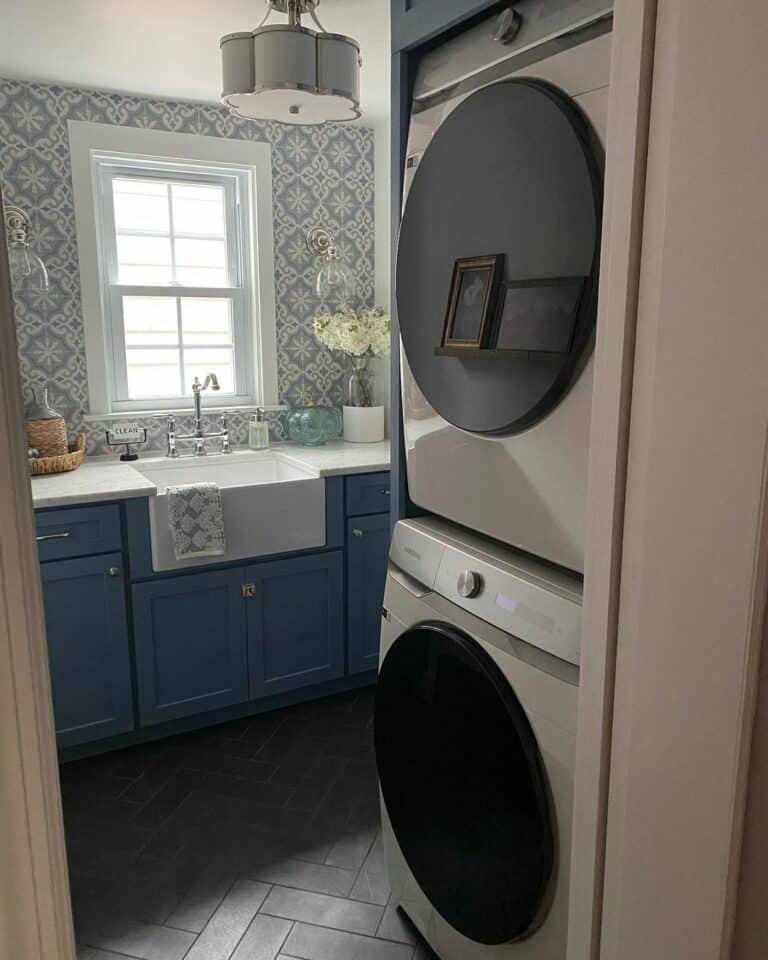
397 2 612 572
375 517 581 959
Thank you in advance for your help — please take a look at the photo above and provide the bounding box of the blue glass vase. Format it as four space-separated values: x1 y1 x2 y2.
286 404 343 446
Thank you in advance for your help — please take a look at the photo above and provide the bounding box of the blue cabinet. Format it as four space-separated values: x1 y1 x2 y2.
347 514 390 674
346 473 391 517
40 553 133 748
246 552 345 698
132 569 248 725
35 503 122 562
391 0 499 51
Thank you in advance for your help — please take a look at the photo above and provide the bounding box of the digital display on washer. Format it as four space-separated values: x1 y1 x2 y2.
495 277 583 353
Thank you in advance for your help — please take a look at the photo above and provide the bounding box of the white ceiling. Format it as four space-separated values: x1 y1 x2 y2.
0 0 391 126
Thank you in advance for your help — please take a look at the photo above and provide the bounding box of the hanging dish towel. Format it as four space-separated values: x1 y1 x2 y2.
167 483 227 561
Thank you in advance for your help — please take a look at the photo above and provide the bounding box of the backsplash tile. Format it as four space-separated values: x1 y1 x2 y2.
0 78 375 454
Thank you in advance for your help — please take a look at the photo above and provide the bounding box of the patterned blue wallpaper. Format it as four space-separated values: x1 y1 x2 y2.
0 78 375 453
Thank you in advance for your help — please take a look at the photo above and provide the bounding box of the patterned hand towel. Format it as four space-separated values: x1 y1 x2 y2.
166 483 226 561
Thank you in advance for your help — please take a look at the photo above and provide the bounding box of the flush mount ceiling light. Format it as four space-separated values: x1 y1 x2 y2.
221 0 362 125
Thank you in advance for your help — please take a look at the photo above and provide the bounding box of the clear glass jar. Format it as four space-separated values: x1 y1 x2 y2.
346 355 376 408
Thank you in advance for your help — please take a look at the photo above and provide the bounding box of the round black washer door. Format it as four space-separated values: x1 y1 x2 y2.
374 622 555 945
396 78 603 435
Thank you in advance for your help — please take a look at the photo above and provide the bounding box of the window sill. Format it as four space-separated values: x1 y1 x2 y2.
83 404 287 422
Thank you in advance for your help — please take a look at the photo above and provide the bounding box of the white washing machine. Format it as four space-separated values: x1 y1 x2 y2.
397 1 612 572
375 517 581 959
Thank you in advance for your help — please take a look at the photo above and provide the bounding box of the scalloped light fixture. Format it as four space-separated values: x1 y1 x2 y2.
220 0 362 125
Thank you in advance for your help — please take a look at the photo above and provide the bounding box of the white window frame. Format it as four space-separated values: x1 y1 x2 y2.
68 121 277 417
98 161 251 411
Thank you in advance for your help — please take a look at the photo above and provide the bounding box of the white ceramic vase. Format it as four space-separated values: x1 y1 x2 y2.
343 405 384 443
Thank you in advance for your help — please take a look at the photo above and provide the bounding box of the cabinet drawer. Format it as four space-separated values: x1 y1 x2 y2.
346 472 391 516
35 504 122 562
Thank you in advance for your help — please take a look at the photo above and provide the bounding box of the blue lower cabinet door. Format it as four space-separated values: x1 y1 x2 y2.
246 552 344 698
347 514 391 674
132 568 248 725
40 553 134 748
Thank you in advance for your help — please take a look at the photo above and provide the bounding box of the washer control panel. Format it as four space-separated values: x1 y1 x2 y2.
390 518 583 666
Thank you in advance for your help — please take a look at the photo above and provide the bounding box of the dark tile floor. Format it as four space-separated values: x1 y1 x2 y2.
63 687 438 960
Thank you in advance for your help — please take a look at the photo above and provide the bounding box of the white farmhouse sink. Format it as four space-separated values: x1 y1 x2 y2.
136 452 325 572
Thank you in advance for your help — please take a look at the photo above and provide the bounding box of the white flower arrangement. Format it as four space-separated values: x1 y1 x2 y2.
313 306 391 410
313 306 391 360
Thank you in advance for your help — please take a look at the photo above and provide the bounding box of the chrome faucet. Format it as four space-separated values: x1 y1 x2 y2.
192 373 219 434
168 372 231 456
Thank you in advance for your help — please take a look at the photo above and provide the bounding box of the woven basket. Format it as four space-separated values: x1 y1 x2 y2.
29 434 86 476
26 416 68 458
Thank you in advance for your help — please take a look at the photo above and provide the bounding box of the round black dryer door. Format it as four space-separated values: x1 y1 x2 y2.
374 622 555 945
396 78 604 435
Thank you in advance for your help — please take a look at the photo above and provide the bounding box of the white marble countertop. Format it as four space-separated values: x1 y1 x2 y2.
30 440 391 509
31 460 158 509
278 440 390 477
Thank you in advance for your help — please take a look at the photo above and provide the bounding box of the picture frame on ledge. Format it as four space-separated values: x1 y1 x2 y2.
440 254 504 350
494 276 585 354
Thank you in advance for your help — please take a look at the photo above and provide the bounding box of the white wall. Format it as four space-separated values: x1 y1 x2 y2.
600 3 768 958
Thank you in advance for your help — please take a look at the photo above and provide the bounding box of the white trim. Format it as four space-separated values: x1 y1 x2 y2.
68 121 278 415
83 403 287 422
566 2 657 957
0 188 76 959
97 162 252 408
600 1 768 956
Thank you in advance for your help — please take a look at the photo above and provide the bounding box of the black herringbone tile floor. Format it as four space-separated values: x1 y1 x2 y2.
63 687 438 960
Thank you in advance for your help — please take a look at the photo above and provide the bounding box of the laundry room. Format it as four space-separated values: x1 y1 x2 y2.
1 4 768 960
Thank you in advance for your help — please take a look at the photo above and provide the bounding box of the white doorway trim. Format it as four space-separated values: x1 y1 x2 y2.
0 188 76 959
600 2 768 958
567 2 659 957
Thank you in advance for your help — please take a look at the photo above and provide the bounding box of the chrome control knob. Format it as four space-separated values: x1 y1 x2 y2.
457 570 483 599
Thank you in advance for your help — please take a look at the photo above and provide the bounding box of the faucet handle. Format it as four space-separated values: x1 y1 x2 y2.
220 411 231 454
151 413 176 429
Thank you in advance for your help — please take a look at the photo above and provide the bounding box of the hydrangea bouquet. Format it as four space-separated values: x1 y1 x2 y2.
313 306 391 408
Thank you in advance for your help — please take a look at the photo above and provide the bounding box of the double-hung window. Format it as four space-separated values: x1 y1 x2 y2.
99 161 250 410
69 122 277 416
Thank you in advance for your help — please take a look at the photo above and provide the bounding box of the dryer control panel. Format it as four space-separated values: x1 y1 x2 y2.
390 518 583 666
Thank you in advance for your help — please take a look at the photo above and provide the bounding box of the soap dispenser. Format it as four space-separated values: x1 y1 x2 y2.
248 408 270 450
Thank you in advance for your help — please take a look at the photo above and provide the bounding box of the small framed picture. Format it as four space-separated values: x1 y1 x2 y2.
495 276 585 354
442 255 504 349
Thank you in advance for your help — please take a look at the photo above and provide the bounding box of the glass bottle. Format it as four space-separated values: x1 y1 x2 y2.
346 355 376 408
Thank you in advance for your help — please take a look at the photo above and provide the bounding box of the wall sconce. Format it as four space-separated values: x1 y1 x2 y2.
307 226 355 302
4 205 49 291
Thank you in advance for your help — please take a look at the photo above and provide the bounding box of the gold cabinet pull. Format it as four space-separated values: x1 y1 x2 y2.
242 583 256 599
352 528 364 538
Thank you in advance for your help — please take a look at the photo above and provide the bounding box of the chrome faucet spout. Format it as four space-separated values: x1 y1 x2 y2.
186 372 227 455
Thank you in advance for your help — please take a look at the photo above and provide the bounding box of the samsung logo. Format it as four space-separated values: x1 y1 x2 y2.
403 546 421 560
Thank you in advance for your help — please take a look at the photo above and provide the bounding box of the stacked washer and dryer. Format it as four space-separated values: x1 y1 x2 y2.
374 3 612 958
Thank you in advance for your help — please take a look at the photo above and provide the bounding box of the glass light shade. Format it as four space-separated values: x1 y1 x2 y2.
316 256 355 301
9 246 49 291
